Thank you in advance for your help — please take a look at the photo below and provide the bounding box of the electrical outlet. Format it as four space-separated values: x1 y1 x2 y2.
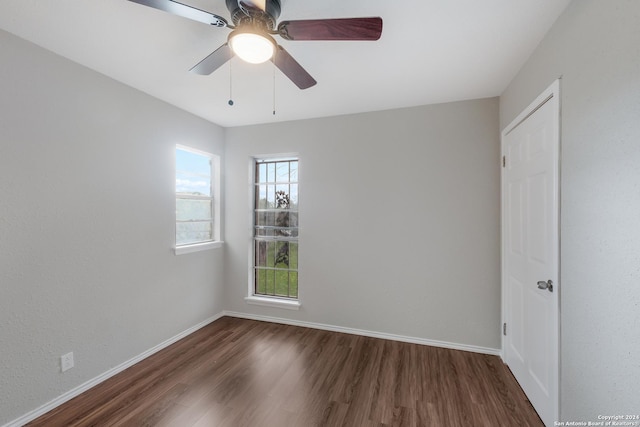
61 352 74 372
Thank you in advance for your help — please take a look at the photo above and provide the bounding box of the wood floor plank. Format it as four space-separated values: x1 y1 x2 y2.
26 317 543 427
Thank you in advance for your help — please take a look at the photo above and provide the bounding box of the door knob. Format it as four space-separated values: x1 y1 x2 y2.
537 280 553 292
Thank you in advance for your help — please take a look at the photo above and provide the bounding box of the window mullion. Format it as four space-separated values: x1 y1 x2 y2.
253 158 299 300
175 146 217 248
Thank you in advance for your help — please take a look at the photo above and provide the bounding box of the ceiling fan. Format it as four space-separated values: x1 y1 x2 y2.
128 0 383 89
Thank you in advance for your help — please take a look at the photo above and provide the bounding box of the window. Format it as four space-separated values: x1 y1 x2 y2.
253 158 299 300
175 146 220 254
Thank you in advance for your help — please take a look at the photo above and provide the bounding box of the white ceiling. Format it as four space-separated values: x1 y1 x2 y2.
0 0 571 127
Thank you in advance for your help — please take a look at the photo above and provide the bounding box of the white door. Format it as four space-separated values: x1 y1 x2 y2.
502 80 559 426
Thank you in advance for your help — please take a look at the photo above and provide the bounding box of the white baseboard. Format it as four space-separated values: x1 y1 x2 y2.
223 310 501 356
5 311 500 427
3 312 225 427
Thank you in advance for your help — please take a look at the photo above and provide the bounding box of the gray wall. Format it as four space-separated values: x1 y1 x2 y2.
14 1 637 421
0 30 226 424
224 98 501 350
500 0 640 420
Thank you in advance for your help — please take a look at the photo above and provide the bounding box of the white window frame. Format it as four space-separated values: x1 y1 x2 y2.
174 145 222 255
245 155 301 310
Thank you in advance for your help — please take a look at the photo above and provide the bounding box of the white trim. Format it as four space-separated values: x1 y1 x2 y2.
252 152 299 162
175 144 214 158
5 311 501 427
224 311 501 356
3 313 225 427
175 145 222 249
244 296 301 310
500 78 560 424
501 79 561 358
174 240 223 255
211 153 222 242
502 80 561 135
248 155 301 301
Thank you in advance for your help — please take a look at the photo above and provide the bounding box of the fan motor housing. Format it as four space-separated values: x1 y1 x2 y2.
226 0 281 29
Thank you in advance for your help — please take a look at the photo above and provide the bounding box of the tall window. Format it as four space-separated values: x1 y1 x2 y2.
175 146 217 248
254 158 299 299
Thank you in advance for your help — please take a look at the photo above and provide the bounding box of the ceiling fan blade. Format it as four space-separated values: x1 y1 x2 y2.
128 0 229 27
278 17 382 41
272 45 317 90
190 43 234 75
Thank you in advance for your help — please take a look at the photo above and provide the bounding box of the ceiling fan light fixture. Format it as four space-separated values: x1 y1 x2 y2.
228 30 276 64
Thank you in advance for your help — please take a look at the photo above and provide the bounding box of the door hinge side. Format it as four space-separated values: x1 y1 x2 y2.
503 323 507 336
502 155 506 168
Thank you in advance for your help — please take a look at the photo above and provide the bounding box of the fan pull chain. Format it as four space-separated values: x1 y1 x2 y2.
272 61 276 116
228 58 234 106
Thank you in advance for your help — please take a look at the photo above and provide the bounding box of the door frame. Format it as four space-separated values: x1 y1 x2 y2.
500 79 561 424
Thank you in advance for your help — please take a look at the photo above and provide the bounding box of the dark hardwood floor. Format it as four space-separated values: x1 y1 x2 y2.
27 316 543 426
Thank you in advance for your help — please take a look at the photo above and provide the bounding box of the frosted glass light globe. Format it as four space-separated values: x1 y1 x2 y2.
229 32 275 64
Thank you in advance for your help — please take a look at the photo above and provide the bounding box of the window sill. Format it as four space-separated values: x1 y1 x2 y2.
174 241 223 255
244 296 301 311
